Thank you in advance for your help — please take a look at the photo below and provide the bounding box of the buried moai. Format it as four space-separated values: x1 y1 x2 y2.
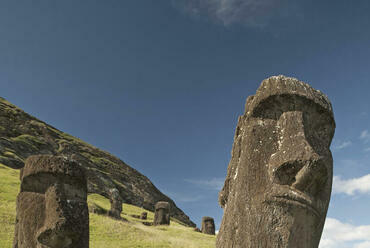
108 188 122 219
201 217 215 235
217 76 335 248
153 201 170 225
13 155 89 248
140 212 148 220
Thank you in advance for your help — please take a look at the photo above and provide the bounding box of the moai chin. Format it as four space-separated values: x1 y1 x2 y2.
201 217 215 235
217 76 335 248
153 201 170 225
108 188 122 219
13 155 89 248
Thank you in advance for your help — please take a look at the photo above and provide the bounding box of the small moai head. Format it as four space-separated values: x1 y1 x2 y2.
13 155 89 248
108 188 122 219
201 217 215 235
140 212 148 220
217 76 336 248
153 201 170 226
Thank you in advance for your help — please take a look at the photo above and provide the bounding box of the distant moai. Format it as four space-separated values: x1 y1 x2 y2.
217 76 336 248
108 188 122 219
140 212 148 220
153 201 170 225
201 217 215 235
13 155 89 248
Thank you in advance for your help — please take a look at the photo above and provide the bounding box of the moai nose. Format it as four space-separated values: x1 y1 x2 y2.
268 111 326 194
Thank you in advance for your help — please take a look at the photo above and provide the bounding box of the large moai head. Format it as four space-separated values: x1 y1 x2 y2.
108 188 122 219
201 217 215 235
217 76 335 248
154 201 170 226
13 155 89 248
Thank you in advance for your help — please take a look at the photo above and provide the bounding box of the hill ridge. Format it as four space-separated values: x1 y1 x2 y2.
0 96 195 227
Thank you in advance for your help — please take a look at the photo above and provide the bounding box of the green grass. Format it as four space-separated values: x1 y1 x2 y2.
0 164 19 247
0 164 216 248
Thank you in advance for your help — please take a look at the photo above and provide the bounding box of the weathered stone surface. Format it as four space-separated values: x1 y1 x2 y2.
140 212 148 220
13 155 89 248
108 188 122 219
201 217 215 235
0 97 195 227
217 76 335 248
154 201 170 226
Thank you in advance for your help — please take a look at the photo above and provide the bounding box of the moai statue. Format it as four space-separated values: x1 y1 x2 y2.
217 76 335 248
140 212 148 220
201 217 215 235
13 155 89 248
108 188 122 219
153 201 170 225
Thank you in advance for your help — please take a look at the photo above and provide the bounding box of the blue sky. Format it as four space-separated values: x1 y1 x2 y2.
1 1 370 247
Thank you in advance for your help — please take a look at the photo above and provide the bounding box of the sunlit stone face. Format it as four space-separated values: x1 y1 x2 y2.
217 76 335 248
13 155 89 248
253 96 334 221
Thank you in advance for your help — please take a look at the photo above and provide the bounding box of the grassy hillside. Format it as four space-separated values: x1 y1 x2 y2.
0 164 216 248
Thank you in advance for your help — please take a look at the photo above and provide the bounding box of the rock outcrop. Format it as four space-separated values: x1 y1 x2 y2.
13 155 89 248
0 97 195 227
217 76 335 248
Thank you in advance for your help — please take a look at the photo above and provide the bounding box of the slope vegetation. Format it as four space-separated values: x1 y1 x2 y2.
0 164 215 248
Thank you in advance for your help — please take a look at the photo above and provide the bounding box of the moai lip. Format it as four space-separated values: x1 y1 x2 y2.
154 201 170 226
201 217 215 235
13 155 89 248
217 76 335 248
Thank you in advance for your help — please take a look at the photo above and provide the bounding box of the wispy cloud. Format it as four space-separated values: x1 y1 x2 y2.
333 141 352 150
165 191 203 203
333 174 370 195
364 147 370 152
185 177 224 190
173 0 302 27
320 218 370 248
360 130 370 143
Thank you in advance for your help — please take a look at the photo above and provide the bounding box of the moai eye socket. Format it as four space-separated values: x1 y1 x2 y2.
21 173 58 194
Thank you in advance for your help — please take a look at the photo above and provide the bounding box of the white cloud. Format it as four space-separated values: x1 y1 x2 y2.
333 174 370 195
173 0 302 27
185 177 224 190
360 130 370 143
320 218 370 248
354 241 370 248
334 141 352 150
